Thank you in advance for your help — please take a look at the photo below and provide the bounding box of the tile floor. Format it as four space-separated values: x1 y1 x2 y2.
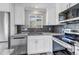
11 45 27 55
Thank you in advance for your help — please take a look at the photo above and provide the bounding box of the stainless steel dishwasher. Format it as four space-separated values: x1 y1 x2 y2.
10 34 27 55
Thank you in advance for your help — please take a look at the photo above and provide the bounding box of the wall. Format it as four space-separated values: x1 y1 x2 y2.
10 4 15 36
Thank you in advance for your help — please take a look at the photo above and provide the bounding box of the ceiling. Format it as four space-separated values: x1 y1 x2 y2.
15 3 56 9
25 3 56 9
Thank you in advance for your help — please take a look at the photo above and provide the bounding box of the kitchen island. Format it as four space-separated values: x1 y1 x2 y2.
27 32 62 55
11 32 63 55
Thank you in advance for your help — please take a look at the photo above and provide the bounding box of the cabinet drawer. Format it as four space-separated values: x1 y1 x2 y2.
27 38 37 54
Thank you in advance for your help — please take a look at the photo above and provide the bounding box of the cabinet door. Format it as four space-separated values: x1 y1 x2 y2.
36 37 44 53
58 3 78 13
60 3 69 12
47 8 57 25
27 36 37 54
28 36 44 54
34 36 52 53
56 3 68 24
75 46 79 55
42 36 52 53
57 3 69 13
14 4 25 25
27 36 52 54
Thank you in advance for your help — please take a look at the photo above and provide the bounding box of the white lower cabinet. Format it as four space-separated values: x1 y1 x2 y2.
27 37 37 54
27 36 52 54
75 42 79 55
75 46 79 55
74 42 79 55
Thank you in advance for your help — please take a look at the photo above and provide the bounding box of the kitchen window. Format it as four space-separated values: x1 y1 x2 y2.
29 14 43 28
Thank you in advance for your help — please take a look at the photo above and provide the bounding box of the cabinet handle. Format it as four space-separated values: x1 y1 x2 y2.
14 37 25 39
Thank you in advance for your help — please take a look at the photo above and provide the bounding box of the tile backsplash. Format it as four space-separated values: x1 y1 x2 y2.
27 25 54 32
53 25 64 33
23 25 64 33
43 25 54 32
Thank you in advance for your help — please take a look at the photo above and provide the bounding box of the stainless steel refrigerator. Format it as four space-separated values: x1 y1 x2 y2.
0 12 10 49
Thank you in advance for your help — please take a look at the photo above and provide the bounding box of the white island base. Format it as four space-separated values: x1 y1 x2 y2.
27 35 53 55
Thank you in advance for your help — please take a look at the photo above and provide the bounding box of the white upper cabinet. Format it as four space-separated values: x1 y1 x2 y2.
56 4 67 24
56 4 61 24
14 4 25 25
0 3 10 12
57 3 69 13
56 3 69 23
46 8 57 25
61 3 69 12
55 3 78 23
46 4 59 25
57 3 78 13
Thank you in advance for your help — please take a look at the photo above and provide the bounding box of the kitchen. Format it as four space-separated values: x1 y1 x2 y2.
0 3 79 55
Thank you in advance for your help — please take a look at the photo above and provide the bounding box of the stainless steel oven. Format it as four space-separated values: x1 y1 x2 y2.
63 29 79 54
